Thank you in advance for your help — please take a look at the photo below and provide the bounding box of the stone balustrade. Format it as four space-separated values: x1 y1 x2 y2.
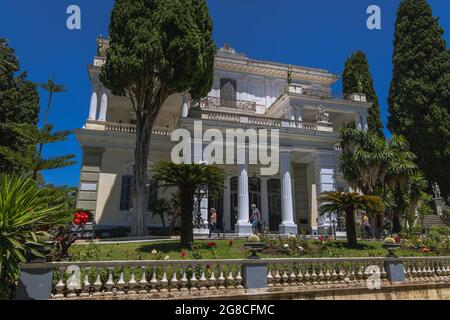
105 122 172 136
195 110 333 133
18 256 450 300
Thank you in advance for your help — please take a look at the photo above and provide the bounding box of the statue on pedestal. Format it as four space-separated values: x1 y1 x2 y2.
432 182 442 199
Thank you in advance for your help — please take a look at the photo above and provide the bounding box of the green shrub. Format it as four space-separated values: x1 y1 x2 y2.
0 176 61 299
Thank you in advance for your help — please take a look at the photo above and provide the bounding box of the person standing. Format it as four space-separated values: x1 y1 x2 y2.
249 204 261 234
362 213 374 239
209 208 220 238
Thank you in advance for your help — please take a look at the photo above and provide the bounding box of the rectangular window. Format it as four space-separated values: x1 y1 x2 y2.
120 176 159 212
220 78 237 108
120 175 132 211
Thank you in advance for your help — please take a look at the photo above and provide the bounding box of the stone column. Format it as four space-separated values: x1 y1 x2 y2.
354 113 362 131
297 107 303 128
314 152 338 235
223 176 231 232
88 92 98 121
98 92 108 122
260 177 270 231
235 147 252 235
279 151 298 234
193 138 209 236
181 95 190 118
361 113 369 132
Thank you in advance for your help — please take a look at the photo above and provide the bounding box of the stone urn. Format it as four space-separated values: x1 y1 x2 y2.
242 235 267 259
382 238 401 257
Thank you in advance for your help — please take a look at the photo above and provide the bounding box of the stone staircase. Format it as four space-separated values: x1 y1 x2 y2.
422 215 449 229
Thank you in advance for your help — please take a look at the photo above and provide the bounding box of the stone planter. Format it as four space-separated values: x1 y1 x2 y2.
242 242 268 259
382 243 401 257
15 261 54 300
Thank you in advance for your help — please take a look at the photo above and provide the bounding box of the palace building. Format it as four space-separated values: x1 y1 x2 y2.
75 39 372 236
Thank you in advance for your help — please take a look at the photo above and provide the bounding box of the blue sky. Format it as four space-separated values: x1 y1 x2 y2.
0 0 449 187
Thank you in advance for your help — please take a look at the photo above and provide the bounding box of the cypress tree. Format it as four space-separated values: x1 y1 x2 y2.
388 0 450 198
342 51 384 137
100 0 216 236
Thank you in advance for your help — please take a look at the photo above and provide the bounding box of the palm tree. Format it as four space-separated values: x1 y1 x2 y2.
152 198 172 235
0 175 61 299
385 136 418 233
405 171 428 235
319 192 384 246
152 162 225 248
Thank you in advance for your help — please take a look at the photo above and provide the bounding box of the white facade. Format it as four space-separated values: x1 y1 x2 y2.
76 40 372 235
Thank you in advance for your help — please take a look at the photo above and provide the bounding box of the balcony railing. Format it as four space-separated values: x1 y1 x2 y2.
193 110 334 133
105 122 172 136
19 256 450 300
200 96 257 112
287 84 369 102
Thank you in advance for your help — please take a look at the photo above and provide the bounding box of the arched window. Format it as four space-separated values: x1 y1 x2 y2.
220 78 237 108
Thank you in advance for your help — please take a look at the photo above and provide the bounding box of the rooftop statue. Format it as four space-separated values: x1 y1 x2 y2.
315 105 330 124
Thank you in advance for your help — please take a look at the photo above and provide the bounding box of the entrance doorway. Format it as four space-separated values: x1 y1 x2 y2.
230 177 261 232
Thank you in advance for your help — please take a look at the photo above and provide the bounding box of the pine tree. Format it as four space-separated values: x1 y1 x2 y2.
0 38 40 173
388 0 450 198
342 51 384 137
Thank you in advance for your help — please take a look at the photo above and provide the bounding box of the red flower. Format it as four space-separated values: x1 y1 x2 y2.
179 251 187 258
395 236 401 243
207 242 216 248
73 218 81 225
318 236 325 241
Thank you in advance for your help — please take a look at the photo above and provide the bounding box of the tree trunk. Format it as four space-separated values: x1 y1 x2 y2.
345 210 357 247
392 210 402 234
180 189 195 248
130 116 153 237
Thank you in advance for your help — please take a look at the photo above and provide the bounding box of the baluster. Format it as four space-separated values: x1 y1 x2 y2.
128 267 137 295
267 269 274 288
66 267 80 298
217 266 226 290
303 268 311 284
189 265 198 291
170 265 179 292
331 265 338 285
310 265 318 285
160 267 169 294
235 269 244 289
281 265 289 287
380 263 387 283
199 269 208 291
296 265 304 286
226 266 235 289
80 267 91 297
289 268 297 287
337 265 345 285
324 266 332 284
104 268 115 296
208 268 217 290
116 267 126 295
93 270 103 297
274 269 282 287
139 266 148 294
317 265 325 285
180 267 189 293
54 268 66 298
149 267 159 293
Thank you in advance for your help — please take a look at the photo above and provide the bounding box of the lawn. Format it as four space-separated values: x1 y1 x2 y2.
67 238 436 262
